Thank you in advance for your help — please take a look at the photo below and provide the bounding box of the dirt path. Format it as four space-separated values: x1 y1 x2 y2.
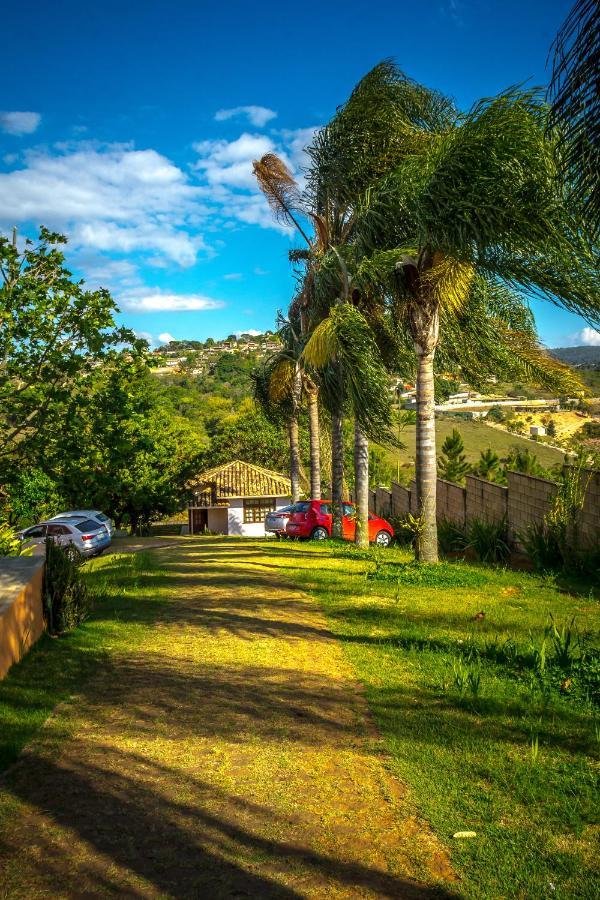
0 539 454 899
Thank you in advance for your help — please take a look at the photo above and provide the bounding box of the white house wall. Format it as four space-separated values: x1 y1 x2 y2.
207 507 228 534
227 497 290 537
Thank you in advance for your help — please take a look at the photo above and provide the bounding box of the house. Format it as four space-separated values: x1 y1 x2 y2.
187 460 292 536
530 424 546 437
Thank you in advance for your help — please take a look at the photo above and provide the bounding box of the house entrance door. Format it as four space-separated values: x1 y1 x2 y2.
190 508 208 534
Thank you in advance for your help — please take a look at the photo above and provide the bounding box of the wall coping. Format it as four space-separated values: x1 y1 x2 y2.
0 557 45 616
506 471 559 489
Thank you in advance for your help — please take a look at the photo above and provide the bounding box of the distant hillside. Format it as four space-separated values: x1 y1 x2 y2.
549 346 600 367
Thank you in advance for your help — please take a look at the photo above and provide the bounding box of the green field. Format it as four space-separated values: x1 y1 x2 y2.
385 417 565 478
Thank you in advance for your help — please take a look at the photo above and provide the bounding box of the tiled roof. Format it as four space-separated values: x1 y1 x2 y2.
190 459 291 505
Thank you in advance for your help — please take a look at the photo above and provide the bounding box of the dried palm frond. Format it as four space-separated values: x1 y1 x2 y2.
253 154 312 246
268 358 295 403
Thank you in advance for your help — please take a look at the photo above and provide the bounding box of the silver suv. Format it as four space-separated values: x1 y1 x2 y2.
18 518 111 558
51 509 115 537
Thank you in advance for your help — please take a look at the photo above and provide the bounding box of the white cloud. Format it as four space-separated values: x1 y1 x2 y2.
191 126 319 234
0 143 208 265
214 106 277 128
576 327 600 346
253 266 269 276
223 272 243 280
0 111 41 135
118 287 225 312
158 332 176 344
237 328 263 337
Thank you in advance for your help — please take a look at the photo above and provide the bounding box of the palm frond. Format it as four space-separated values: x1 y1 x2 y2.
421 253 474 312
548 0 600 235
252 154 312 246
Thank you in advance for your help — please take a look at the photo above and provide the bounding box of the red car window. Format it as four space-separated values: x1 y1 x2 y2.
320 503 331 514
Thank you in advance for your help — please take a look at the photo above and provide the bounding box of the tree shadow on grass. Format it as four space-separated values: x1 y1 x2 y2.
0 748 456 899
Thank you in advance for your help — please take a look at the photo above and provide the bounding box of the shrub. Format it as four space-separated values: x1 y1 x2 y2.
519 520 561 572
0 522 28 557
43 539 90 634
438 428 471 484
388 513 423 547
466 517 510 564
437 517 467 555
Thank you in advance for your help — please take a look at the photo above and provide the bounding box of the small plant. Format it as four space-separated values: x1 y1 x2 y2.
518 520 561 572
466 517 510 564
437 517 467 555
44 538 90 634
438 428 471 484
547 615 580 670
388 512 425 548
452 657 483 700
530 731 540 764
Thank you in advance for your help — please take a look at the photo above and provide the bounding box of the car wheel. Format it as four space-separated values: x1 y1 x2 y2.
311 526 329 541
64 543 83 564
375 530 392 547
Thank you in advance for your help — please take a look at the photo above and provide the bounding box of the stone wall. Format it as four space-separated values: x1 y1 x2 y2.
0 556 45 680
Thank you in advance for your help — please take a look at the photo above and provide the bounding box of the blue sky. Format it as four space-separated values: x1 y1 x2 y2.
1 0 597 349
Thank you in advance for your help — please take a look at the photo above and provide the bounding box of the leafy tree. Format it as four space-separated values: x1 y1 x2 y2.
0 228 136 460
438 429 471 484
546 420 558 438
201 400 302 475
3 469 65 527
486 406 506 423
44 355 203 532
505 447 549 478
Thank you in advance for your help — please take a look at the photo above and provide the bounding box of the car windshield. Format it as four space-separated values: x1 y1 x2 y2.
74 519 101 532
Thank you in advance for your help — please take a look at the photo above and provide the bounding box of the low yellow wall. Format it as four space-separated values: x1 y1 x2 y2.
0 558 45 680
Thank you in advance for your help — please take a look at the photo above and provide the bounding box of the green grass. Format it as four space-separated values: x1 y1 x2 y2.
383 417 565 478
0 550 167 773
269 540 600 900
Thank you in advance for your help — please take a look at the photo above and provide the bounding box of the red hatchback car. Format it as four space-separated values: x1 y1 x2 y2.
286 500 394 546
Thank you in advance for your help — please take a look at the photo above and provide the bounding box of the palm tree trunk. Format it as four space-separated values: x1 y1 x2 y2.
307 386 321 499
289 417 300 503
354 420 369 547
331 409 344 538
414 345 438 562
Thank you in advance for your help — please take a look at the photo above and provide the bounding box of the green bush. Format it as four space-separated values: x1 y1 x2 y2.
0 522 28 557
437 517 467 555
43 539 90 634
519 520 561 572
466 517 510 564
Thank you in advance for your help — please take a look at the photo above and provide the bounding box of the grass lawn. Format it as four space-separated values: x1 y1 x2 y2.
382 417 566 478
0 538 598 897
267 541 600 899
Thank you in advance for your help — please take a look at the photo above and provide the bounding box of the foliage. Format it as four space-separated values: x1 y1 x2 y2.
0 522 28 557
486 405 506 423
505 446 549 478
474 447 502 481
43 355 203 532
466 517 510 564
0 228 138 460
548 0 600 237
43 539 90 634
519 520 562 572
3 469 64 528
437 428 470 483
437 517 467 555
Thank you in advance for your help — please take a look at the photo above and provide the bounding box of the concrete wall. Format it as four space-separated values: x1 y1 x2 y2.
0 557 45 680
370 468 599 548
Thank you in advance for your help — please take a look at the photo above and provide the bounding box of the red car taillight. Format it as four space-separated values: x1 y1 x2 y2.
81 534 95 540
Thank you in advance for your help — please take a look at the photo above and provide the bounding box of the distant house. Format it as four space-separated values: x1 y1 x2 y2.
530 424 546 437
187 460 292 536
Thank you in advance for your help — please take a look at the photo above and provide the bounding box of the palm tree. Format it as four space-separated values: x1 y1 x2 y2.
354 85 598 561
548 0 599 237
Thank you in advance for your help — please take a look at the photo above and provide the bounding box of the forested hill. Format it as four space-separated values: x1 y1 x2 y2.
549 345 600 367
